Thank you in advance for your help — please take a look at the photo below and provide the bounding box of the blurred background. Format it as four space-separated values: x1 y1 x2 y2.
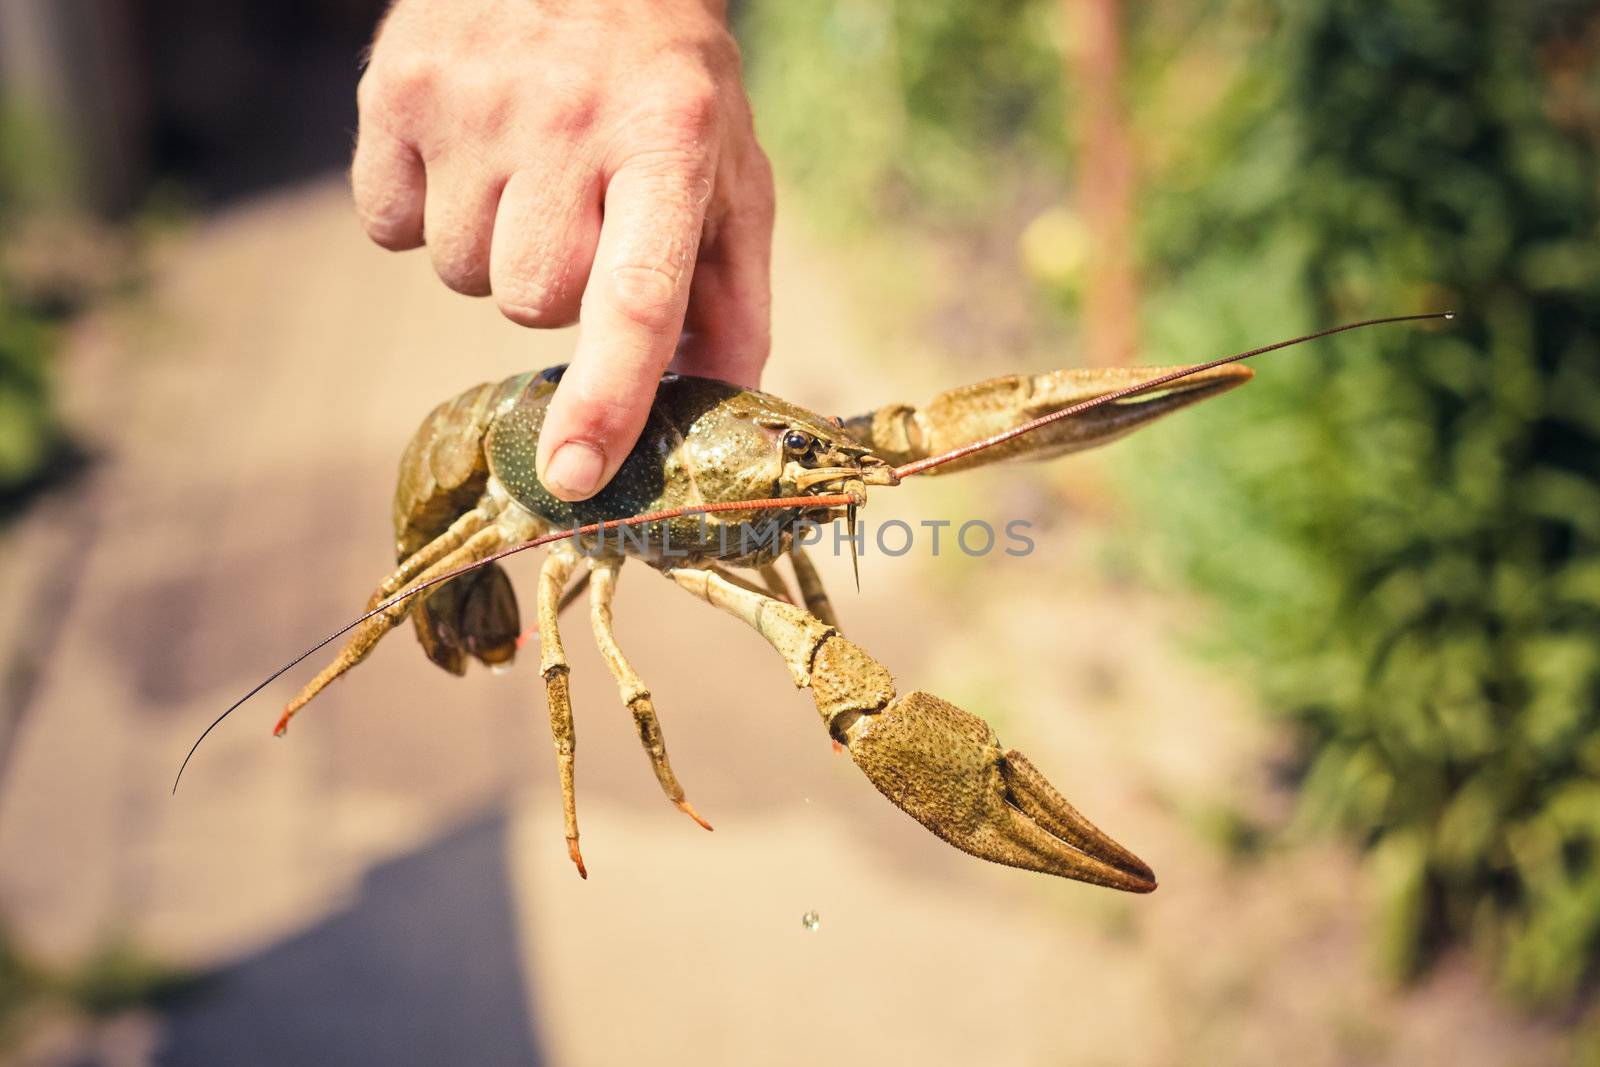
0 0 1597 1063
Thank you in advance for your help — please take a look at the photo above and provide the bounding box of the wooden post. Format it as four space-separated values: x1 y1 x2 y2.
1066 0 1138 367
0 0 147 215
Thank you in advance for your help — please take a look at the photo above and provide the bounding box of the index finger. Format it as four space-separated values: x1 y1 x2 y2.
535 154 712 501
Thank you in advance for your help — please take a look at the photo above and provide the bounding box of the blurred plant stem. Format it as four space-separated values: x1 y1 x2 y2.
1064 0 1138 367
737 0 1078 371
0 0 147 216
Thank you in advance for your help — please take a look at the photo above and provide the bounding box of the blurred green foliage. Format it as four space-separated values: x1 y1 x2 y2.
0 927 191 1048
737 0 1067 229
740 0 1600 1012
1127 0 1600 1005
0 104 64 506
0 927 45 1041
62 938 193 1017
0 288 56 501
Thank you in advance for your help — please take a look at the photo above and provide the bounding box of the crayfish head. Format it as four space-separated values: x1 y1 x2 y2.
700 386 888 503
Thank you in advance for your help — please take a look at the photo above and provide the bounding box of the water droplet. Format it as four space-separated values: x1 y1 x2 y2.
800 910 821 932
1443 311 1456 320
489 664 514 676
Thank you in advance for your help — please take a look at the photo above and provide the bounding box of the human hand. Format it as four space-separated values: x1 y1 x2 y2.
353 0 774 500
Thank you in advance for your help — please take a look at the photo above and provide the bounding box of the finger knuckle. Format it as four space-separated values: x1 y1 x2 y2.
534 65 601 139
353 177 421 249
607 264 682 333
541 92 601 141
673 91 720 142
500 301 577 328
360 58 438 131
497 279 580 327
492 219 586 324
432 244 491 297
453 71 517 140
653 71 720 143
359 207 420 251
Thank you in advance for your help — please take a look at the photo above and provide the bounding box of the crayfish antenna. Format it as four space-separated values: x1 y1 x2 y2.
173 492 858 793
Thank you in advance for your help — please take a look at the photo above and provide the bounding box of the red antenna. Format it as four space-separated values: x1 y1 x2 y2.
173 311 1452 792
173 493 856 792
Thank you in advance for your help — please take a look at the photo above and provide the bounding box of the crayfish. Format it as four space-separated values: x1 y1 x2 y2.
177 314 1448 890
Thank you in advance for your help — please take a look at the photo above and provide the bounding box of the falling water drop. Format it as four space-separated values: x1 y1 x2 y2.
800 910 821 932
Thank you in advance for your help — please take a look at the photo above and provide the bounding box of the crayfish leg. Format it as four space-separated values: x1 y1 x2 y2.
788 545 838 630
537 549 586 879
273 520 510 737
586 557 713 832
756 563 794 606
365 504 497 611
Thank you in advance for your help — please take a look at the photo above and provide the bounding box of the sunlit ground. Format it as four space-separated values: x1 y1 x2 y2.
0 180 1569 1065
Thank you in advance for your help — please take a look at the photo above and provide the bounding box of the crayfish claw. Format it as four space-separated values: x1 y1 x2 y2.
842 691 1156 893
671 566 1154 890
999 747 1156 891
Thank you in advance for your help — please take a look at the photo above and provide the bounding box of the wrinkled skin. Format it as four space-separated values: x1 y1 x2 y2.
353 0 775 503
278 360 1252 889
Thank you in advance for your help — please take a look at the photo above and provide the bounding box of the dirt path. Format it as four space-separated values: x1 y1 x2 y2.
0 180 1567 1066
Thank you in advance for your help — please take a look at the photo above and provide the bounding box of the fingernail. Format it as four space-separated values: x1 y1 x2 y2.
543 441 606 499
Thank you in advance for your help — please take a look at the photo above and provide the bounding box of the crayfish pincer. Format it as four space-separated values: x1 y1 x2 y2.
177 314 1449 890
672 567 1157 890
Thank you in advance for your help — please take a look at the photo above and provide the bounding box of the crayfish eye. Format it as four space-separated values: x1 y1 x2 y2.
782 429 813 455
